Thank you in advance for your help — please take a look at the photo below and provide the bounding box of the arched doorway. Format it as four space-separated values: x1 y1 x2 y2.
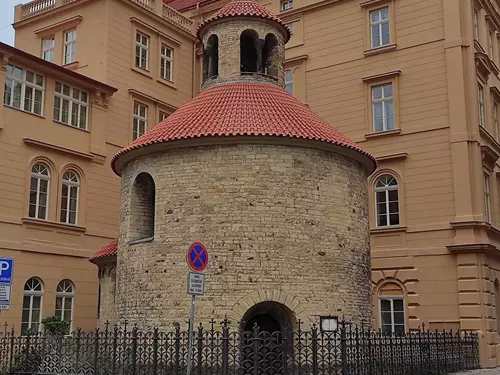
241 301 296 333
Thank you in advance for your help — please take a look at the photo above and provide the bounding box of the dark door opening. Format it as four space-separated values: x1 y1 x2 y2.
244 313 281 333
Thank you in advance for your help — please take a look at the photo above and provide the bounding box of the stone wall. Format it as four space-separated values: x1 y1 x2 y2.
98 263 117 325
115 144 371 330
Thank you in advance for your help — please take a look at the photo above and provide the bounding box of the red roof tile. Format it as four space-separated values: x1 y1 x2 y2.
196 0 290 41
112 81 375 174
89 239 118 263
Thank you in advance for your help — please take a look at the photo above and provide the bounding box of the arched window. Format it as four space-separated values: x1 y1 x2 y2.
130 172 155 242
56 280 74 334
262 33 279 77
378 282 404 334
240 30 260 73
495 279 500 333
375 174 399 227
60 170 80 225
29 163 50 220
22 277 43 334
203 34 219 81
285 71 293 94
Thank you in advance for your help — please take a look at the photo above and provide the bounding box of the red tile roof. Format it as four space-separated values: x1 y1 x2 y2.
89 239 118 263
112 81 375 174
196 0 290 41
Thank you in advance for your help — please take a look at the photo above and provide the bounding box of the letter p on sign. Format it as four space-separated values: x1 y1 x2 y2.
0 258 13 285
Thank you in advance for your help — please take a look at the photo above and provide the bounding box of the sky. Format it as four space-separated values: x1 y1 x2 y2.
0 0 20 46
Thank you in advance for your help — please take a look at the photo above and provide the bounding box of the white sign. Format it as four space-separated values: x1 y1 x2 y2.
0 285 11 310
187 272 205 296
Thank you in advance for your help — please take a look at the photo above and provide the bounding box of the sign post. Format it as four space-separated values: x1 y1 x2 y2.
0 257 13 311
186 243 208 375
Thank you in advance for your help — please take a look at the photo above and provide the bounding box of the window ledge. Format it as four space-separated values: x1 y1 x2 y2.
370 225 407 234
128 236 154 245
22 217 86 232
364 44 397 56
63 61 80 70
53 120 89 133
360 0 391 7
157 78 177 90
4 104 45 119
131 66 153 79
365 128 401 139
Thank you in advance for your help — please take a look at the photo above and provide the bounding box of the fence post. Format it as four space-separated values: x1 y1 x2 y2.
93 327 100 375
8 326 14 373
75 328 81 373
222 319 229 375
312 324 318 375
340 321 347 375
131 325 138 375
367 329 373 375
253 323 259 375
153 327 159 375
175 325 181 375
196 323 203 375
112 325 118 375
282 324 288 375
443 329 447 372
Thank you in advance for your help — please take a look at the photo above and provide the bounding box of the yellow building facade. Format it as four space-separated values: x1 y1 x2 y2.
4 0 500 367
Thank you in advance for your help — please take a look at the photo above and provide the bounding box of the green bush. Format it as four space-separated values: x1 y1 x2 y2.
42 315 71 336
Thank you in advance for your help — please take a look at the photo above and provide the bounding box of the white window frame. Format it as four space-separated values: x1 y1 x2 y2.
478 83 485 127
60 170 80 225
133 102 148 140
135 32 149 70
285 71 293 95
379 296 405 334
286 23 294 35
489 29 495 58
370 7 390 48
159 110 169 122
22 277 44 335
4 64 44 115
29 163 50 220
493 100 498 139
56 280 74 334
64 30 77 65
160 45 173 81
375 174 399 227
54 82 89 130
42 37 55 63
484 172 492 223
474 8 479 40
372 83 394 132
281 0 293 11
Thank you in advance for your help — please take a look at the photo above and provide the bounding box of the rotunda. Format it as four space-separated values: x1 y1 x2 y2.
90 0 376 332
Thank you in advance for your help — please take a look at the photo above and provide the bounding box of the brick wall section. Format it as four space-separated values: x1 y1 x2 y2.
201 19 286 89
115 144 371 330
129 173 155 242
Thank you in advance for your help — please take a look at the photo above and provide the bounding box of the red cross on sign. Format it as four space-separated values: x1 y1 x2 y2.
187 242 209 272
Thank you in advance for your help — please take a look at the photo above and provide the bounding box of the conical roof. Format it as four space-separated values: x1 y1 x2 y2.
111 82 376 174
197 0 291 42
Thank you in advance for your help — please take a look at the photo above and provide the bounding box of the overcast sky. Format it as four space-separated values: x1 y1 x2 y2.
0 0 20 46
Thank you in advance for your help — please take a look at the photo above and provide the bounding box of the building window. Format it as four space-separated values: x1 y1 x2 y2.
478 83 485 127
130 172 155 242
370 7 390 48
489 29 495 58
372 83 394 132
22 277 43 335
380 297 405 334
54 82 89 130
281 0 293 11
484 172 492 223
493 101 498 139
375 174 399 227
160 45 173 81
285 71 293 95
474 8 479 40
159 110 169 122
133 102 147 140
60 170 79 225
56 280 74 334
64 30 77 65
135 32 149 70
286 23 294 35
4 64 44 115
29 163 50 220
42 37 55 63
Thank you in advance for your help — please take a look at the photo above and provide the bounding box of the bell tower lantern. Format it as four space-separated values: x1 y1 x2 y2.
197 0 291 90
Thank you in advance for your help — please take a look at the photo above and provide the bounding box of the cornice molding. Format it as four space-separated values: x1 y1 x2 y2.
34 15 82 37
362 70 401 83
375 152 408 162
131 17 182 45
22 217 86 233
285 54 308 65
128 89 178 112
481 144 500 168
24 138 94 160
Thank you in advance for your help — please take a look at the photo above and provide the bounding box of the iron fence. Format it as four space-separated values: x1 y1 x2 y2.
0 320 479 375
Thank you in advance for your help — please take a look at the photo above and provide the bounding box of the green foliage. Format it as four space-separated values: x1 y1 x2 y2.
42 315 70 336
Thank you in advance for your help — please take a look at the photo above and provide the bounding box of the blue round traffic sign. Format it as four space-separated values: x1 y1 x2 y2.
187 242 208 272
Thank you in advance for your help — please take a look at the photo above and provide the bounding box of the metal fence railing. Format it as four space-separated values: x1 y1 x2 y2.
0 319 480 375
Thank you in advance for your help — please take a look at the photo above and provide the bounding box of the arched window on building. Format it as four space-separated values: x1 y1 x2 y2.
495 279 500 333
262 33 279 77
29 163 50 220
378 282 405 334
375 174 399 227
60 170 80 225
240 30 260 73
56 279 74 334
22 277 44 334
130 172 155 242
203 34 219 81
